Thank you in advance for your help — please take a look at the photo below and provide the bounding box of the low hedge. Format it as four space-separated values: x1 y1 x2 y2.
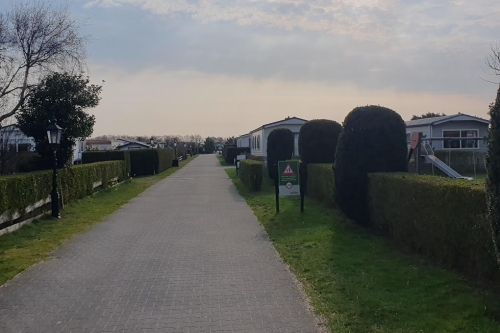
368 173 498 282
0 161 127 219
82 151 131 177
224 147 250 165
239 160 264 191
306 164 335 207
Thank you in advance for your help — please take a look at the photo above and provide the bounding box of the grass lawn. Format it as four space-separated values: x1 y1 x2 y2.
0 157 196 286
226 169 500 333
217 154 228 166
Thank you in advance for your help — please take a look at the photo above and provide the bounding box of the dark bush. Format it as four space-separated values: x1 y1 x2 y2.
0 161 126 224
487 85 500 269
267 128 294 179
299 119 342 165
306 164 335 207
369 173 499 282
334 105 407 224
129 148 174 176
82 151 131 177
224 147 250 165
239 160 264 191
156 148 175 173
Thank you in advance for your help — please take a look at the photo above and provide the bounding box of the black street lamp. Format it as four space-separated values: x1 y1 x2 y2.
174 140 177 158
150 137 155 175
184 143 187 159
46 121 63 218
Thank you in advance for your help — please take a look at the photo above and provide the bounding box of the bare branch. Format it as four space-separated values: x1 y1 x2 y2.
0 1 88 126
486 42 500 83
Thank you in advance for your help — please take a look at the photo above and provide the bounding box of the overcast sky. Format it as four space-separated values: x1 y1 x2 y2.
71 0 500 138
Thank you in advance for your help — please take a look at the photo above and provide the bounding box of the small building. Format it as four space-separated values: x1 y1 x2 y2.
236 134 251 148
0 125 36 152
115 139 152 150
405 114 489 152
243 116 308 158
85 139 113 151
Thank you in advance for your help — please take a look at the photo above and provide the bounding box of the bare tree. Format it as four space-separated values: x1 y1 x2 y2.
0 1 87 126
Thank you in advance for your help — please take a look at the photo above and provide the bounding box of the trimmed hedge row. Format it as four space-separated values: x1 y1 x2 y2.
0 161 127 218
82 151 131 177
239 160 264 191
224 147 250 165
368 173 498 282
306 164 335 207
434 151 486 174
83 149 174 177
129 148 175 176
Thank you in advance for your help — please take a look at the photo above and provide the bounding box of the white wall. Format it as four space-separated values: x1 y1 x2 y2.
237 135 250 148
263 123 304 158
250 129 264 156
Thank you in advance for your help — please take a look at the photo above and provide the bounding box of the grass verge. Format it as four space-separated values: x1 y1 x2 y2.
0 157 196 286
217 154 229 166
226 168 500 333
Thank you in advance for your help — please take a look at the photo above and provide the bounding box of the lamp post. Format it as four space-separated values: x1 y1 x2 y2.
174 140 177 158
46 121 63 218
184 143 187 160
150 137 155 175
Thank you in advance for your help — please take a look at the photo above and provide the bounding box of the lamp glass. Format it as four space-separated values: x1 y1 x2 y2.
46 123 63 145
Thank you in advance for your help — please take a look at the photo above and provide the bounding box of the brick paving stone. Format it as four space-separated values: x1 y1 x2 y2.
0 155 322 333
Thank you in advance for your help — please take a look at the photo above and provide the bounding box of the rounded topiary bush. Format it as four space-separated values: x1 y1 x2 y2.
334 105 408 224
299 119 342 165
267 128 294 179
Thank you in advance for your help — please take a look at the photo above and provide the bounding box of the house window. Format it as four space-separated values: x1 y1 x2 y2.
443 130 478 149
257 136 260 150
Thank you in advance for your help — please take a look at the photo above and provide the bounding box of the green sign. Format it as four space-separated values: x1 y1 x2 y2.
278 160 300 196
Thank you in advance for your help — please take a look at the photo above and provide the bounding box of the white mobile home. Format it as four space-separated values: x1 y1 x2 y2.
405 114 489 152
242 117 307 158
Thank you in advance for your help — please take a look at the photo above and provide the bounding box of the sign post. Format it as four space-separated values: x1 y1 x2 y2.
278 161 300 196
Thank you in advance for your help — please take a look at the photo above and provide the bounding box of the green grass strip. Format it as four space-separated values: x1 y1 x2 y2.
0 157 196 286
226 168 500 333
217 154 228 166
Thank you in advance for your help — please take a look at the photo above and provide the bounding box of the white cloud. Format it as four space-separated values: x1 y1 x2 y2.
83 0 500 48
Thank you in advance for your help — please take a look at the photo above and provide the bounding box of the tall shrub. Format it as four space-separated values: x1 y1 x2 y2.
486 85 500 267
299 119 342 165
266 128 294 179
334 105 407 224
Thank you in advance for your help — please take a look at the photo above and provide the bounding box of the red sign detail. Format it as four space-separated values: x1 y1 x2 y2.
282 164 295 176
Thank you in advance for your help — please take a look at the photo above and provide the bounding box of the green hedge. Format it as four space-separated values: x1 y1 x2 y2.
129 149 174 176
82 151 131 177
306 164 335 207
0 161 127 219
434 151 486 174
368 173 498 282
239 160 264 191
224 147 250 165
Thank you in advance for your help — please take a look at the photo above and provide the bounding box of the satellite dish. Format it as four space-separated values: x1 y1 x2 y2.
410 132 420 149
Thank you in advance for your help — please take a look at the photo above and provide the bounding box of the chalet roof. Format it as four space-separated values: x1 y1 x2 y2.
405 113 489 128
115 141 151 149
249 116 308 134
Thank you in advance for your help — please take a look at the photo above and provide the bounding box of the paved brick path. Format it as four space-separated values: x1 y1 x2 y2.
0 155 322 333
